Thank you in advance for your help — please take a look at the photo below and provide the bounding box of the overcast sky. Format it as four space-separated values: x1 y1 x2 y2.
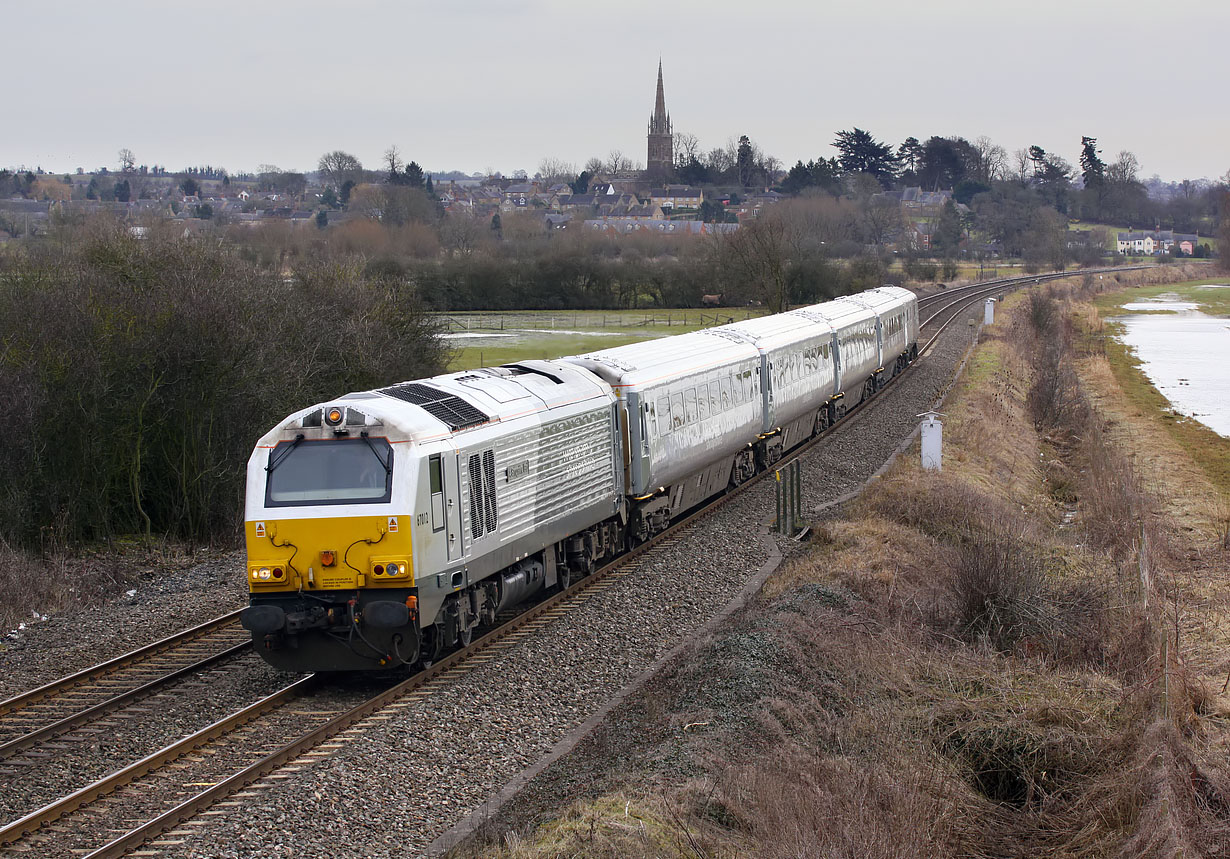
6 0 1227 182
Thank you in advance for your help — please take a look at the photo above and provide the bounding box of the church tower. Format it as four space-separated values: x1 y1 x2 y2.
646 60 673 177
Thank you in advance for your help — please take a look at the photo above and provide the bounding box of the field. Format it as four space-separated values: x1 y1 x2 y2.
439 307 768 370
1092 277 1230 317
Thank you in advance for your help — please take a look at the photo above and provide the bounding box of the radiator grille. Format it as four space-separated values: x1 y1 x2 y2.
378 383 489 431
468 454 483 540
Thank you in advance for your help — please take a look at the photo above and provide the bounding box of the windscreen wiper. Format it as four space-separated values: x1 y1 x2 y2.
266 434 305 473
359 432 392 474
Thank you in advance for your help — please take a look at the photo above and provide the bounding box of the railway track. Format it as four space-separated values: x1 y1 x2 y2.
913 264 1152 330
0 611 249 757
0 266 1133 858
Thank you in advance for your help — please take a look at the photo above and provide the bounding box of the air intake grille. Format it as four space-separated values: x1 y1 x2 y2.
378 383 489 431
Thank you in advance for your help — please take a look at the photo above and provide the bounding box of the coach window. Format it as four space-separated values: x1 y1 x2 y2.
697 386 709 421
720 378 732 411
657 396 671 434
708 381 720 416
684 388 698 424
429 455 445 532
671 392 685 430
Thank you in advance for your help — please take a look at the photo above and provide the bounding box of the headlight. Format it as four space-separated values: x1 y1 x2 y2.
370 559 410 580
257 567 271 580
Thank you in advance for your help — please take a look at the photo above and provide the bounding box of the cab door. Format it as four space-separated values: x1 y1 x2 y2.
436 452 464 562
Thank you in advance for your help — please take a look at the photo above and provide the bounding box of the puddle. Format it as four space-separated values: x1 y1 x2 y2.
1121 300 1199 312
440 332 517 340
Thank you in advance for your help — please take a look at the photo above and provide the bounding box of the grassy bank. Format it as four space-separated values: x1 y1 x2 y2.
459 266 1230 857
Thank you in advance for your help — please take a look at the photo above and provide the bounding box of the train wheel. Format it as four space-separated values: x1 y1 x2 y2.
418 624 443 669
558 565 573 592
458 623 473 648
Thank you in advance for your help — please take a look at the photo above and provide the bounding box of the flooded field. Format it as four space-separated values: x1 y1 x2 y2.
1110 287 1230 437
436 308 764 370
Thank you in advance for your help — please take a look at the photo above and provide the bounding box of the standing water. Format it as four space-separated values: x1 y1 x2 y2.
1111 288 1230 438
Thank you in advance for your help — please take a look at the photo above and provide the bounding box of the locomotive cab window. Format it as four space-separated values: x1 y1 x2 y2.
265 437 392 507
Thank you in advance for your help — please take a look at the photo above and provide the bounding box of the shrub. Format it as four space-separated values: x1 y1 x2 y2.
0 220 450 547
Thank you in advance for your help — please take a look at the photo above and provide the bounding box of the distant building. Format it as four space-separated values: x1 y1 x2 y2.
877 187 953 211
1116 229 1199 255
585 218 738 236
646 61 673 178
647 185 703 210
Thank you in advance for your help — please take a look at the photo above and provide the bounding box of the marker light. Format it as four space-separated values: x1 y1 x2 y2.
320 550 336 567
272 567 285 580
373 564 385 576
325 407 343 426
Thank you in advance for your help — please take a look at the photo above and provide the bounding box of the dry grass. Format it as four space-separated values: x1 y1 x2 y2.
0 537 171 632
467 266 1230 859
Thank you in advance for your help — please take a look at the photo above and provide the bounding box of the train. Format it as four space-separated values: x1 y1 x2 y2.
240 286 919 672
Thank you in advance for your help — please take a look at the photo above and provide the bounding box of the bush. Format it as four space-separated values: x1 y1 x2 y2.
949 529 1051 650
0 220 450 547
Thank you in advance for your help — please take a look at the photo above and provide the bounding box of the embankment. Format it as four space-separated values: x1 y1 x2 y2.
458 264 1230 858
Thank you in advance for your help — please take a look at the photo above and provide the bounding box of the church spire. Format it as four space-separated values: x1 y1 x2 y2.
652 59 668 130
646 59 673 176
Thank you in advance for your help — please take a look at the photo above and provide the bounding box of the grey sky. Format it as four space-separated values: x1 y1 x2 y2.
7 0 1227 182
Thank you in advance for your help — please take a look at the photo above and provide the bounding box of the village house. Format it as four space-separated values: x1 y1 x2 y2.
879 187 954 211
585 217 738 236
1116 229 1199 255
646 185 703 211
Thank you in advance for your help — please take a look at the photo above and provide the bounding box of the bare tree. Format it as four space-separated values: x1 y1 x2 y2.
1106 150 1140 185
1011 148 1032 187
673 131 701 165
973 136 1007 183
118 148 136 173
859 196 905 245
317 150 364 189
383 145 404 179
706 146 734 176
607 150 631 175
720 213 790 313
439 212 487 256
583 157 606 176
537 158 576 184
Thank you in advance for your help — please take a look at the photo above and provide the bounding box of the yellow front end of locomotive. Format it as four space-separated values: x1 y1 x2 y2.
245 515 413 592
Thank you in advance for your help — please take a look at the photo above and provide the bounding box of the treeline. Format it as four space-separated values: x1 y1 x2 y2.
0 220 450 548
231 195 906 313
